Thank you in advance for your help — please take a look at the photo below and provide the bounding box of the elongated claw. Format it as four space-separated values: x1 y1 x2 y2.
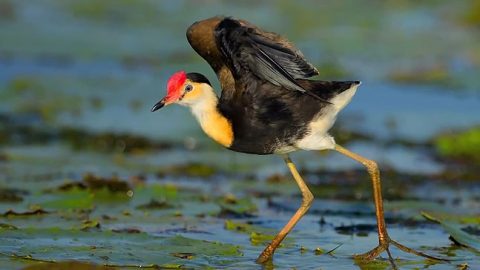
354 236 449 269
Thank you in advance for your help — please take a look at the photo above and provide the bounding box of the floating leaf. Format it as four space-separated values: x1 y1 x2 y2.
21 261 115 270
170 252 195 259
0 187 27 202
0 223 18 229
111 227 141 234
78 220 100 231
157 163 217 178
82 174 130 193
217 197 257 218
135 199 175 210
224 220 293 247
225 220 257 233
40 188 94 210
0 228 242 267
250 232 275 246
0 208 50 217
422 212 480 252
132 184 178 203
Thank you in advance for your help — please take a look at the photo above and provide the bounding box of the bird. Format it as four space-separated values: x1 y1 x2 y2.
151 16 443 266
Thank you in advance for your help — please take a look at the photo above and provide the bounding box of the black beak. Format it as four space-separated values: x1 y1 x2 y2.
151 99 166 112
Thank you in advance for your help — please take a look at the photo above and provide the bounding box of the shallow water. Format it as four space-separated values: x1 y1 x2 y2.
0 1 479 269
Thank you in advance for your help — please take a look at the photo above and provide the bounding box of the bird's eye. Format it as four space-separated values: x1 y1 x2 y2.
185 84 193 92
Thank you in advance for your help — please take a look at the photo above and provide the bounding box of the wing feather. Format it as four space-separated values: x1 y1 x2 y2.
215 18 319 88
215 18 330 102
186 17 330 103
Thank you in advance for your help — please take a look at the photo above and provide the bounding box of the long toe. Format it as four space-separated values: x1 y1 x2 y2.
355 238 448 264
390 239 449 262
353 243 388 262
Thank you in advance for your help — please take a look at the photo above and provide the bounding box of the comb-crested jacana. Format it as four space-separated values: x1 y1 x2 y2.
151 16 443 266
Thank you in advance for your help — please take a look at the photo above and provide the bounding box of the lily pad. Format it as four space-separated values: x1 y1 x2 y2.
0 227 242 268
422 212 480 252
21 261 115 270
157 163 217 178
1 208 50 217
216 196 257 218
225 220 293 247
39 188 94 210
135 199 175 210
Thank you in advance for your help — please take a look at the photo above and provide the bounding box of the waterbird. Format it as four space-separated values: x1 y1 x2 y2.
151 16 443 266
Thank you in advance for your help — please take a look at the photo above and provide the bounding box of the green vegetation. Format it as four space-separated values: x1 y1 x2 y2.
388 65 452 86
0 1 479 268
462 0 480 27
423 212 480 252
434 126 480 164
2 77 82 122
0 173 249 267
0 228 241 268
157 163 217 178
67 0 159 25
0 115 172 153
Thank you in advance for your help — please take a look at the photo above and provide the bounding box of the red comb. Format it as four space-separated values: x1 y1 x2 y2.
165 71 187 101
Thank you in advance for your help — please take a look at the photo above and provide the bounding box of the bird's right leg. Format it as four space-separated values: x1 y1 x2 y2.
334 144 445 266
256 154 314 264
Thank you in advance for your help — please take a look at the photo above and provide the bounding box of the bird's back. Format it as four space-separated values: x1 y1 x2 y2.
187 17 359 154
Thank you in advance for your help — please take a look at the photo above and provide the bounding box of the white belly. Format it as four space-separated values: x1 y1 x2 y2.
295 83 360 151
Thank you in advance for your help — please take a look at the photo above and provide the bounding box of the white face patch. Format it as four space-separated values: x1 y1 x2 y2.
185 84 234 147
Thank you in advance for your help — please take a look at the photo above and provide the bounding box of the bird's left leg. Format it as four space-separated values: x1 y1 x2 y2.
334 144 445 264
256 154 314 264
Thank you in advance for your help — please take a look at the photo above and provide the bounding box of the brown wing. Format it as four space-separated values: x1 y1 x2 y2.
186 16 319 101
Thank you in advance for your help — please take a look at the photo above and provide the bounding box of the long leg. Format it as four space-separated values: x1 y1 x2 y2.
334 144 445 263
335 144 389 247
256 154 314 264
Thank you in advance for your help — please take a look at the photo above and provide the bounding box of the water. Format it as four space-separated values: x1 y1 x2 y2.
0 1 479 269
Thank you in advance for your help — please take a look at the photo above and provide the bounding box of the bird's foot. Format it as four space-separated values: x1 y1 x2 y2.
354 236 448 268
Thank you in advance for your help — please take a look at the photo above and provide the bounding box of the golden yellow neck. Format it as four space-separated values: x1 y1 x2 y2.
189 87 233 148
